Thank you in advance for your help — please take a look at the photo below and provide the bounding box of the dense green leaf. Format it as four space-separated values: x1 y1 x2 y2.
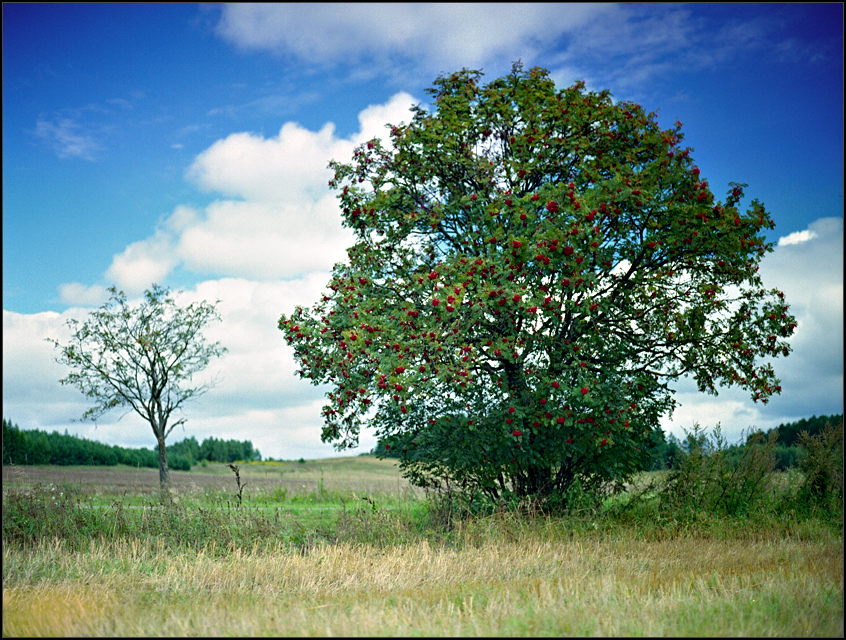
279 63 795 510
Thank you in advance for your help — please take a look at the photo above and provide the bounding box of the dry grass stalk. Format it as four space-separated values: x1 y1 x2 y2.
4 527 842 637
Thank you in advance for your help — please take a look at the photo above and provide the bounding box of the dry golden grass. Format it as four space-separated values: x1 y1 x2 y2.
3 457 843 635
4 524 842 637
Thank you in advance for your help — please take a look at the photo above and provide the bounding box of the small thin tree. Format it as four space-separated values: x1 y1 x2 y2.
49 284 227 494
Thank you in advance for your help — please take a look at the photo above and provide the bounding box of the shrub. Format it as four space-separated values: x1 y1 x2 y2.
168 453 192 471
773 444 800 471
795 419 843 517
659 422 778 518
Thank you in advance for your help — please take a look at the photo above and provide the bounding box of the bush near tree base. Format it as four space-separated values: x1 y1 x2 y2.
796 419 844 516
659 423 779 518
280 62 795 511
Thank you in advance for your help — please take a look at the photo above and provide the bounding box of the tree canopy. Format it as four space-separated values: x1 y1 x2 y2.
279 63 795 509
49 284 227 492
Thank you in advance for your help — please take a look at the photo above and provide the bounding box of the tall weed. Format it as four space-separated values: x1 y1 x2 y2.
1 484 307 553
659 423 779 518
794 419 843 520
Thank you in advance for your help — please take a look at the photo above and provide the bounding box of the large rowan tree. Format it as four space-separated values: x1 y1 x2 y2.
50 285 226 493
280 63 795 509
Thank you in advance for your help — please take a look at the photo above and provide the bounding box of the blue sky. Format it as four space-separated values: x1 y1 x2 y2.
3 3 843 460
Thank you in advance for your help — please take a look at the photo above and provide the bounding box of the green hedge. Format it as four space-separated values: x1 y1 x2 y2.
2 418 260 468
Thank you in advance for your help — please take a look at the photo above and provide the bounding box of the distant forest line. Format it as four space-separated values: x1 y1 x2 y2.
2 419 260 470
3 414 842 471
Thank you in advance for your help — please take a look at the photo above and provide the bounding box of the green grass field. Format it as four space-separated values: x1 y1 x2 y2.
3 457 843 636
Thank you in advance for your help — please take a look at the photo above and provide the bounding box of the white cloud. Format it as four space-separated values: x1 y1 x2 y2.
214 3 608 70
175 198 352 280
759 217 843 415
57 282 109 307
2 276 377 460
173 275 333 406
105 229 181 295
186 121 343 203
186 91 415 202
2 309 92 428
778 228 818 246
104 92 416 290
661 384 757 443
213 4 775 102
172 276 357 458
35 118 100 161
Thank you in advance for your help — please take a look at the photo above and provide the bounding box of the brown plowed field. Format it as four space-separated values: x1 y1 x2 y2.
2 458 414 497
2 464 286 495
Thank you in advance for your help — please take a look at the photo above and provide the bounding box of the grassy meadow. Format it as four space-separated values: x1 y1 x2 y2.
3 456 843 637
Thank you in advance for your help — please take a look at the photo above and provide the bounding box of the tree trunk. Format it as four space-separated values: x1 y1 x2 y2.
157 437 170 496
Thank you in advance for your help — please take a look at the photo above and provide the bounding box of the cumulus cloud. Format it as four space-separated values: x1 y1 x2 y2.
57 282 109 307
186 121 342 203
758 217 843 416
175 198 351 280
166 275 363 458
2 275 376 460
173 275 333 408
778 228 818 246
661 384 757 442
2 309 91 428
104 92 416 290
213 4 780 100
105 229 181 295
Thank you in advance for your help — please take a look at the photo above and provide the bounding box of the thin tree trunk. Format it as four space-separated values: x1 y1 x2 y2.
157 437 170 496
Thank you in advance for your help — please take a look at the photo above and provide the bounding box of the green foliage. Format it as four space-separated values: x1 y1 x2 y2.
1 475 419 554
3 419 50 465
794 419 844 517
1 484 290 553
771 413 842 447
659 422 779 517
196 436 261 463
3 419 157 468
279 63 795 510
3 484 115 547
638 428 682 470
654 432 683 470
773 444 800 471
2 419 260 469
47 285 227 491
373 439 401 459
642 414 841 473
166 434 261 465
727 414 841 471
167 453 192 472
